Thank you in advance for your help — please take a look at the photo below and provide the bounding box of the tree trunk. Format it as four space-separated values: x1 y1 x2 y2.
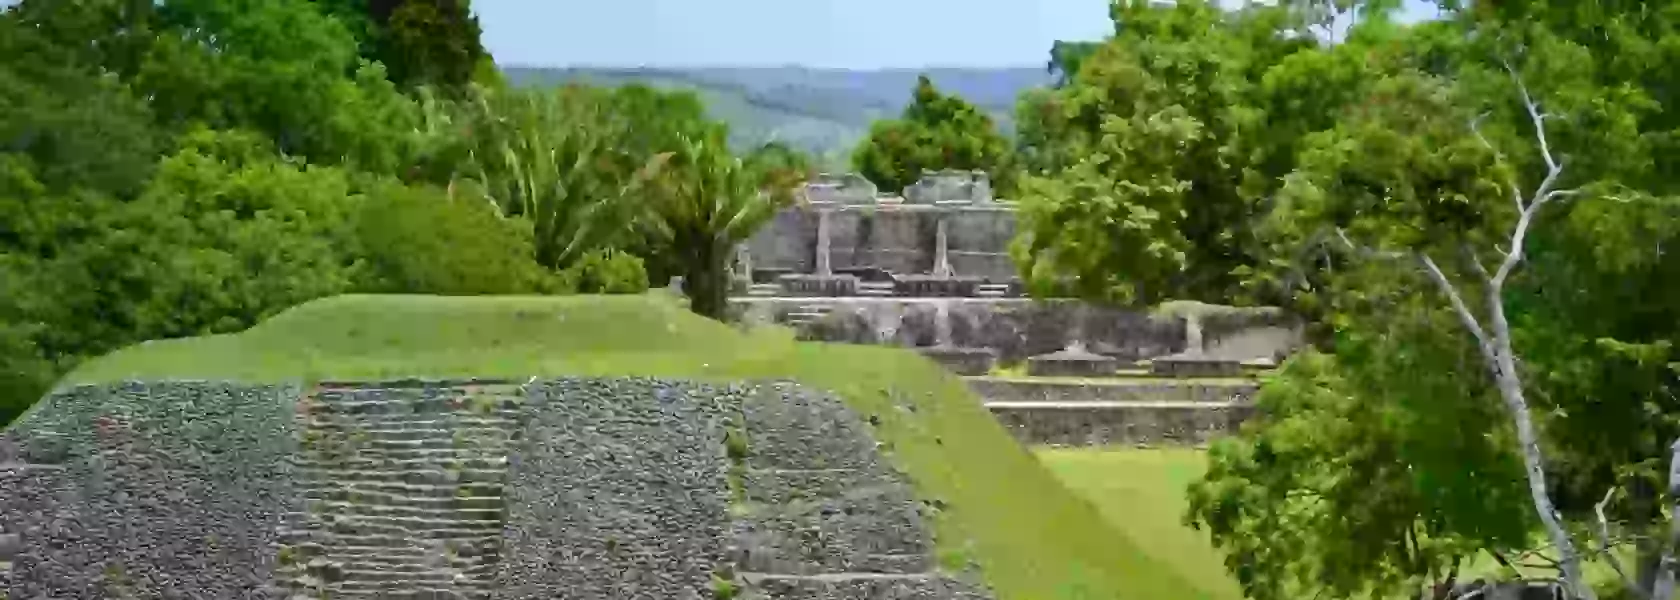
683 239 730 321
1632 477 1662 597
1652 438 1680 600
1486 289 1594 600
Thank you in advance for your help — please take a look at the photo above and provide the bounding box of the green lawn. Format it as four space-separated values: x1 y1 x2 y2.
1036 447 1244 600
59 293 1213 600
1034 447 1640 600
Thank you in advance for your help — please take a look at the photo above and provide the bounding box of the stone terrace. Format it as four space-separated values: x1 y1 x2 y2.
280 380 525 599
728 171 1300 446
2 379 994 600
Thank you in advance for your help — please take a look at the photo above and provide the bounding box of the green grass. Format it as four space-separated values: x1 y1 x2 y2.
62 293 1211 600
1035 447 1641 600
1035 447 1244 600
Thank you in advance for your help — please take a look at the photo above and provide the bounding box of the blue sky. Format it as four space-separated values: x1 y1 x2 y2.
475 0 1443 69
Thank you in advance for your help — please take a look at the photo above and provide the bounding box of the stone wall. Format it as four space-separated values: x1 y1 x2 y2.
734 298 1190 364
987 403 1255 447
1 378 993 600
745 205 1019 281
494 378 729 599
965 377 1258 405
1 382 300 599
943 209 1018 280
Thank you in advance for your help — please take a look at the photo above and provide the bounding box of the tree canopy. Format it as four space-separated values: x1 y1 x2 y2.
0 0 802 424
850 75 1015 196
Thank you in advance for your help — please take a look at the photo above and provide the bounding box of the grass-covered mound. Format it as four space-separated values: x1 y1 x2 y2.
59 293 1210 600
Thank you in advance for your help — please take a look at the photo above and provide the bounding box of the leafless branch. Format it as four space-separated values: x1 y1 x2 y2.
1501 64 1556 170
1486 60 1577 288
1419 252 1495 359
1470 113 1525 212
1333 228 1408 261
1595 487 1651 599
1460 243 1491 282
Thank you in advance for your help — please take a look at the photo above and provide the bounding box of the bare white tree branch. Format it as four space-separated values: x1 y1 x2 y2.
1470 113 1526 212
1418 252 1496 360
1501 57 1562 176
1595 487 1652 600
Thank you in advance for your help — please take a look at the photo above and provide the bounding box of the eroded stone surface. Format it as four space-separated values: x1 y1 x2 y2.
727 383 991 599
495 378 731 600
917 347 998 376
1025 349 1120 378
2 382 299 599
1150 354 1245 378
987 402 1256 447
2 378 993 600
283 380 522 599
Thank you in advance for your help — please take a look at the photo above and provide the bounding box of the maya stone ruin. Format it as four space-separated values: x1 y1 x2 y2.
729 170 1305 447
1 378 992 599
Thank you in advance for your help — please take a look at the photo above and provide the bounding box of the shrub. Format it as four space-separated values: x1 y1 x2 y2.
354 179 559 295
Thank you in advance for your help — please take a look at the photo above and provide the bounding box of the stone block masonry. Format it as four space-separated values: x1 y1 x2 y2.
2 378 994 600
282 379 525 599
726 382 992 599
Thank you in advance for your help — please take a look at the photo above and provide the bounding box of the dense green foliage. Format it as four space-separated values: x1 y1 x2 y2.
0 0 802 424
851 75 1016 196
7 1 1680 598
1005 1 1680 599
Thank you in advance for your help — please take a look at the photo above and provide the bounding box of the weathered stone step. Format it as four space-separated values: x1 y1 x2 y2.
306 499 502 520
292 513 502 534
326 568 484 586
964 375 1257 404
738 467 901 505
308 555 500 574
298 455 509 471
298 452 513 469
295 468 506 486
297 480 503 498
282 528 502 549
734 551 933 576
305 423 516 439
305 488 503 510
739 572 989 600
284 527 503 546
986 400 1253 447
310 590 487 600
308 399 525 416
306 416 521 430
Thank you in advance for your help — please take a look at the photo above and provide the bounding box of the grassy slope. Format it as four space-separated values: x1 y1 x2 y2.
1036 448 1243 600
62 294 1210 600
1034 449 1634 600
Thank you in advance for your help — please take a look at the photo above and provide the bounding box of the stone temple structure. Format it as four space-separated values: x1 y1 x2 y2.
1 378 992 599
730 170 1304 446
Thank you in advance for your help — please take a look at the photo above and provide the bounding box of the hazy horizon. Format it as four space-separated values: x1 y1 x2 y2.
476 0 1442 70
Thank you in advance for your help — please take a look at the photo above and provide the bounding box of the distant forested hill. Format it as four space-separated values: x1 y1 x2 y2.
502 65 1052 166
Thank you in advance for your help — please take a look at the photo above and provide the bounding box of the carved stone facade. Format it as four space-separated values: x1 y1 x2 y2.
731 171 1305 446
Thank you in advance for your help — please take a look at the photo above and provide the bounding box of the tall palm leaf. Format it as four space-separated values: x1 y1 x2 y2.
643 133 796 319
453 84 669 270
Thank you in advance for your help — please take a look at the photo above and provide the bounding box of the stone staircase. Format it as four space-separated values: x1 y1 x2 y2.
856 281 896 298
785 302 834 328
974 283 1010 299
966 375 1260 447
748 283 783 298
280 380 524 600
728 384 991 599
